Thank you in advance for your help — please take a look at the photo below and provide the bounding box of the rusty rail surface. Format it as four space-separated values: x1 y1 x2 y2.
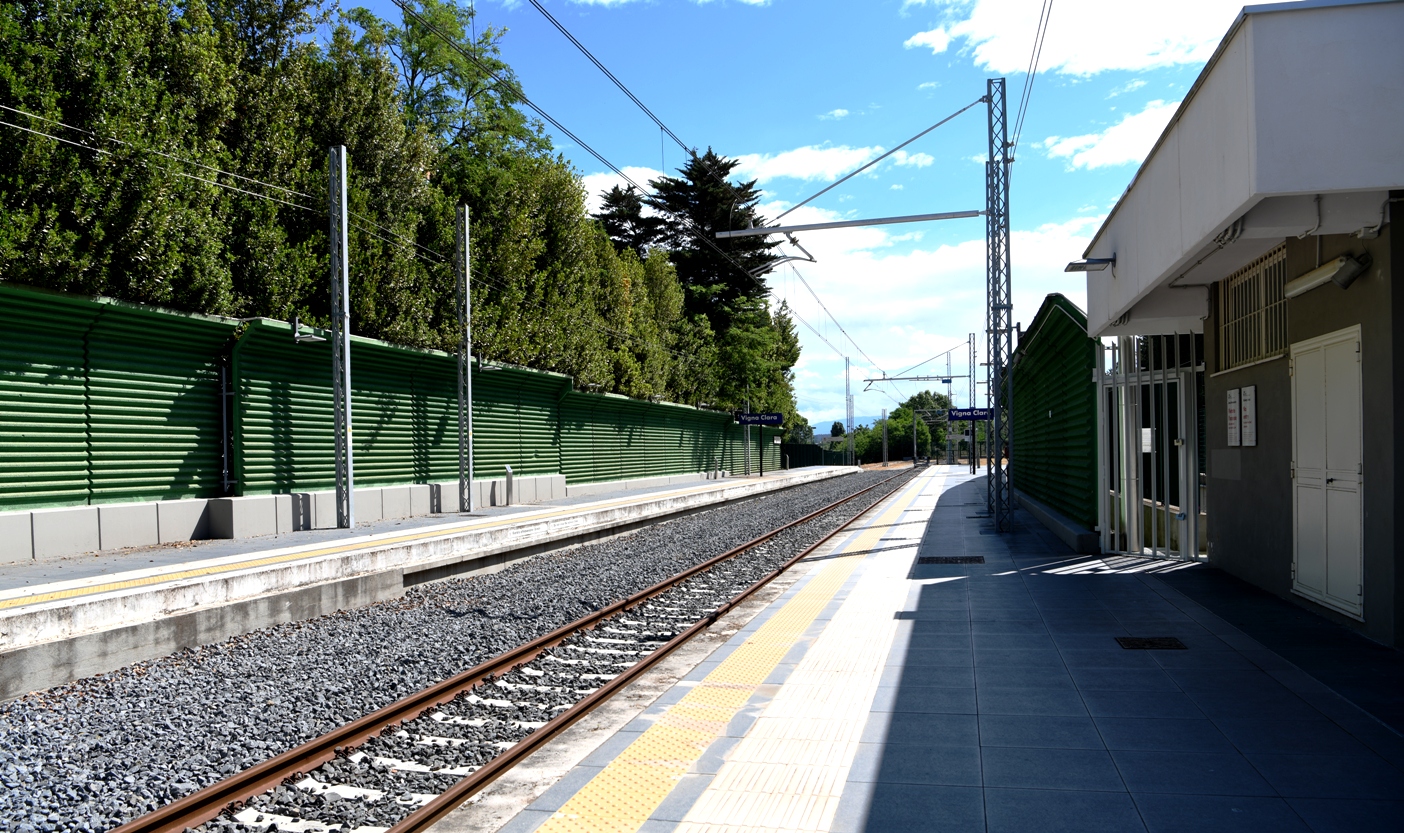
114 470 912 833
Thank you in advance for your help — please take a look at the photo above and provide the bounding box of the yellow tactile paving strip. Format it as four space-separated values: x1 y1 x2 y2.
533 472 934 833
0 477 804 613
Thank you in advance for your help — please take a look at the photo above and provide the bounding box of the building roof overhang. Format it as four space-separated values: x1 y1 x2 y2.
1081 0 1404 337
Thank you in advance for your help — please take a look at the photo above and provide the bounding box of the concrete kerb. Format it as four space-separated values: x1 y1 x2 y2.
0 466 855 700
1014 490 1100 554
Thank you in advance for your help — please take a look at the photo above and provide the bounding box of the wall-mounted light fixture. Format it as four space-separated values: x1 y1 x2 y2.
476 354 505 371
1283 254 1369 299
1064 256 1116 273
291 315 326 344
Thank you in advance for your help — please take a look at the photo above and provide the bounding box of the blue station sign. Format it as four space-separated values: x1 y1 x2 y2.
736 412 784 426
948 408 991 420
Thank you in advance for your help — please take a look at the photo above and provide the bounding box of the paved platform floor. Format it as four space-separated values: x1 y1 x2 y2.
492 467 1404 833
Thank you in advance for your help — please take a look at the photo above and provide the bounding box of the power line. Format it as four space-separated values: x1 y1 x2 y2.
1011 0 1053 157
772 98 985 224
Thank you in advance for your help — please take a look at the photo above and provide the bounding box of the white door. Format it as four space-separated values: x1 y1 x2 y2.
1292 326 1363 619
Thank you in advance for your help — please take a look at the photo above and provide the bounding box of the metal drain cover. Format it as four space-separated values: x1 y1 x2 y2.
916 556 985 565
1116 636 1187 650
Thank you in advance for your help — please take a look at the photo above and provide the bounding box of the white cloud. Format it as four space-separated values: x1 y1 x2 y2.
892 150 935 168
1038 99 1180 169
733 145 881 183
906 0 1251 76
578 166 663 215
903 27 951 54
819 108 850 121
1107 78 1147 98
917 81 941 91
891 184 905 190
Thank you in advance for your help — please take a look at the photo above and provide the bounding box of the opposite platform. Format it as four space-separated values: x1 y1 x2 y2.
0 466 853 701
478 467 1404 833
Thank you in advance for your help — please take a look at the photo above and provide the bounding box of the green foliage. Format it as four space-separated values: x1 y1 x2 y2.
830 421 845 438
859 408 932 462
0 0 801 414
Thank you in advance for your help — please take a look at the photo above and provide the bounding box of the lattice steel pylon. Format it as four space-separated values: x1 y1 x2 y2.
985 78 1014 531
455 205 474 513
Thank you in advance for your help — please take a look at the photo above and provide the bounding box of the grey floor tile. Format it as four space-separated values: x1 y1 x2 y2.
1287 798 1404 833
977 686 1089 717
1186 689 1321 721
1061 648 1161 669
975 664 1076 689
971 619 1052 635
1052 632 1131 650
975 647 1067 668
1095 717 1235 752
1213 717 1372 755
1163 667 1281 693
692 735 740 775
871 684 978 714
636 821 679 833
883 664 976 688
577 730 644 766
860 711 979 746
891 648 974 667
495 808 554 833
848 741 982 786
981 746 1124 791
978 714 1104 749
974 632 1059 651
1246 752 1404 799
1111 749 1275 796
910 618 975 635
984 788 1146 833
525 764 604 812
832 782 985 833
1133 794 1311 833
649 773 711 821
1069 666 1181 691
1080 689 1207 719
1152 650 1260 671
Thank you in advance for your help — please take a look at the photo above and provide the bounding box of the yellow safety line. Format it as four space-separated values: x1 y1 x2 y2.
0 477 785 613
534 473 930 833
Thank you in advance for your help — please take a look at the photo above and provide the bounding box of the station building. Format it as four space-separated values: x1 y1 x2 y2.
1077 0 1404 644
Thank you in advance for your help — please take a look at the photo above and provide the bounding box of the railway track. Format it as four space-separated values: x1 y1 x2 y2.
111 468 917 833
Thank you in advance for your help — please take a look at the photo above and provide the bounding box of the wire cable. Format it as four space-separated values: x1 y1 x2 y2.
1011 0 1053 158
772 98 984 224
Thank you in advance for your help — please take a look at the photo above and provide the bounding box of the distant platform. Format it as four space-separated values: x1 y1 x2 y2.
0 466 854 701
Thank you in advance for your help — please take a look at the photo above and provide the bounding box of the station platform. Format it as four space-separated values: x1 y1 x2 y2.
0 466 852 701
468 466 1404 833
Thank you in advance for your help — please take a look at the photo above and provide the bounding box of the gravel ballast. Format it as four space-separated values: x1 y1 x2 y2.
0 469 913 832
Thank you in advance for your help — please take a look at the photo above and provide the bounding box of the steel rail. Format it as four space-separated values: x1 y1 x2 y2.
112 470 912 833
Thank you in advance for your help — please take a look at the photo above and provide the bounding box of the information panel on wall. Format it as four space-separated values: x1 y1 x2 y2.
1227 389 1241 447
1240 386 1257 447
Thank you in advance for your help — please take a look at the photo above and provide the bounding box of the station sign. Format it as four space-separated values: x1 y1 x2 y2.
736 412 784 425
948 408 991 420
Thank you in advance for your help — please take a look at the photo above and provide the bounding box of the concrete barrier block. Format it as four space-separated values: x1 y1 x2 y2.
32 505 100 559
157 499 210 543
518 477 538 504
356 488 383 523
410 484 432 516
382 486 412 520
0 511 33 563
285 494 314 532
98 502 159 550
274 494 293 535
208 496 277 539
310 491 337 529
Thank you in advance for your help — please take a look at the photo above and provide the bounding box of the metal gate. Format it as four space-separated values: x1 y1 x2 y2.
1098 334 1207 560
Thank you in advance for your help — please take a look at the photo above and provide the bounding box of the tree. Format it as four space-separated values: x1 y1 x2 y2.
594 185 661 260
830 421 845 438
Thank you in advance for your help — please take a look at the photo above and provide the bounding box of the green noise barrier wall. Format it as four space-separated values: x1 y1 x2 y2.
0 284 788 510
1010 293 1098 530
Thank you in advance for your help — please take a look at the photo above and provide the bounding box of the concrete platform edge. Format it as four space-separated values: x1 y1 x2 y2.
1014 490 1100 554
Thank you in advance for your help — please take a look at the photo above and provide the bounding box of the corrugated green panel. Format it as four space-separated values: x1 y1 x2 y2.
233 323 338 494
558 393 595 482
87 307 233 503
1011 294 1097 529
471 367 564 478
350 343 458 487
0 289 98 508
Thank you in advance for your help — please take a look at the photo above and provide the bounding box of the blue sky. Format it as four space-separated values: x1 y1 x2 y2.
352 0 1264 425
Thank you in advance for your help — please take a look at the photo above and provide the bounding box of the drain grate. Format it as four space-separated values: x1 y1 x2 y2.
917 556 985 565
1116 636 1187 650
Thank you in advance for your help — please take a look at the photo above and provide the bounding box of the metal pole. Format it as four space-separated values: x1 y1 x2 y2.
845 358 854 466
912 408 917 465
456 205 473 513
881 408 888 467
329 146 355 530
744 386 752 476
987 77 1014 532
969 333 977 474
946 354 955 464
